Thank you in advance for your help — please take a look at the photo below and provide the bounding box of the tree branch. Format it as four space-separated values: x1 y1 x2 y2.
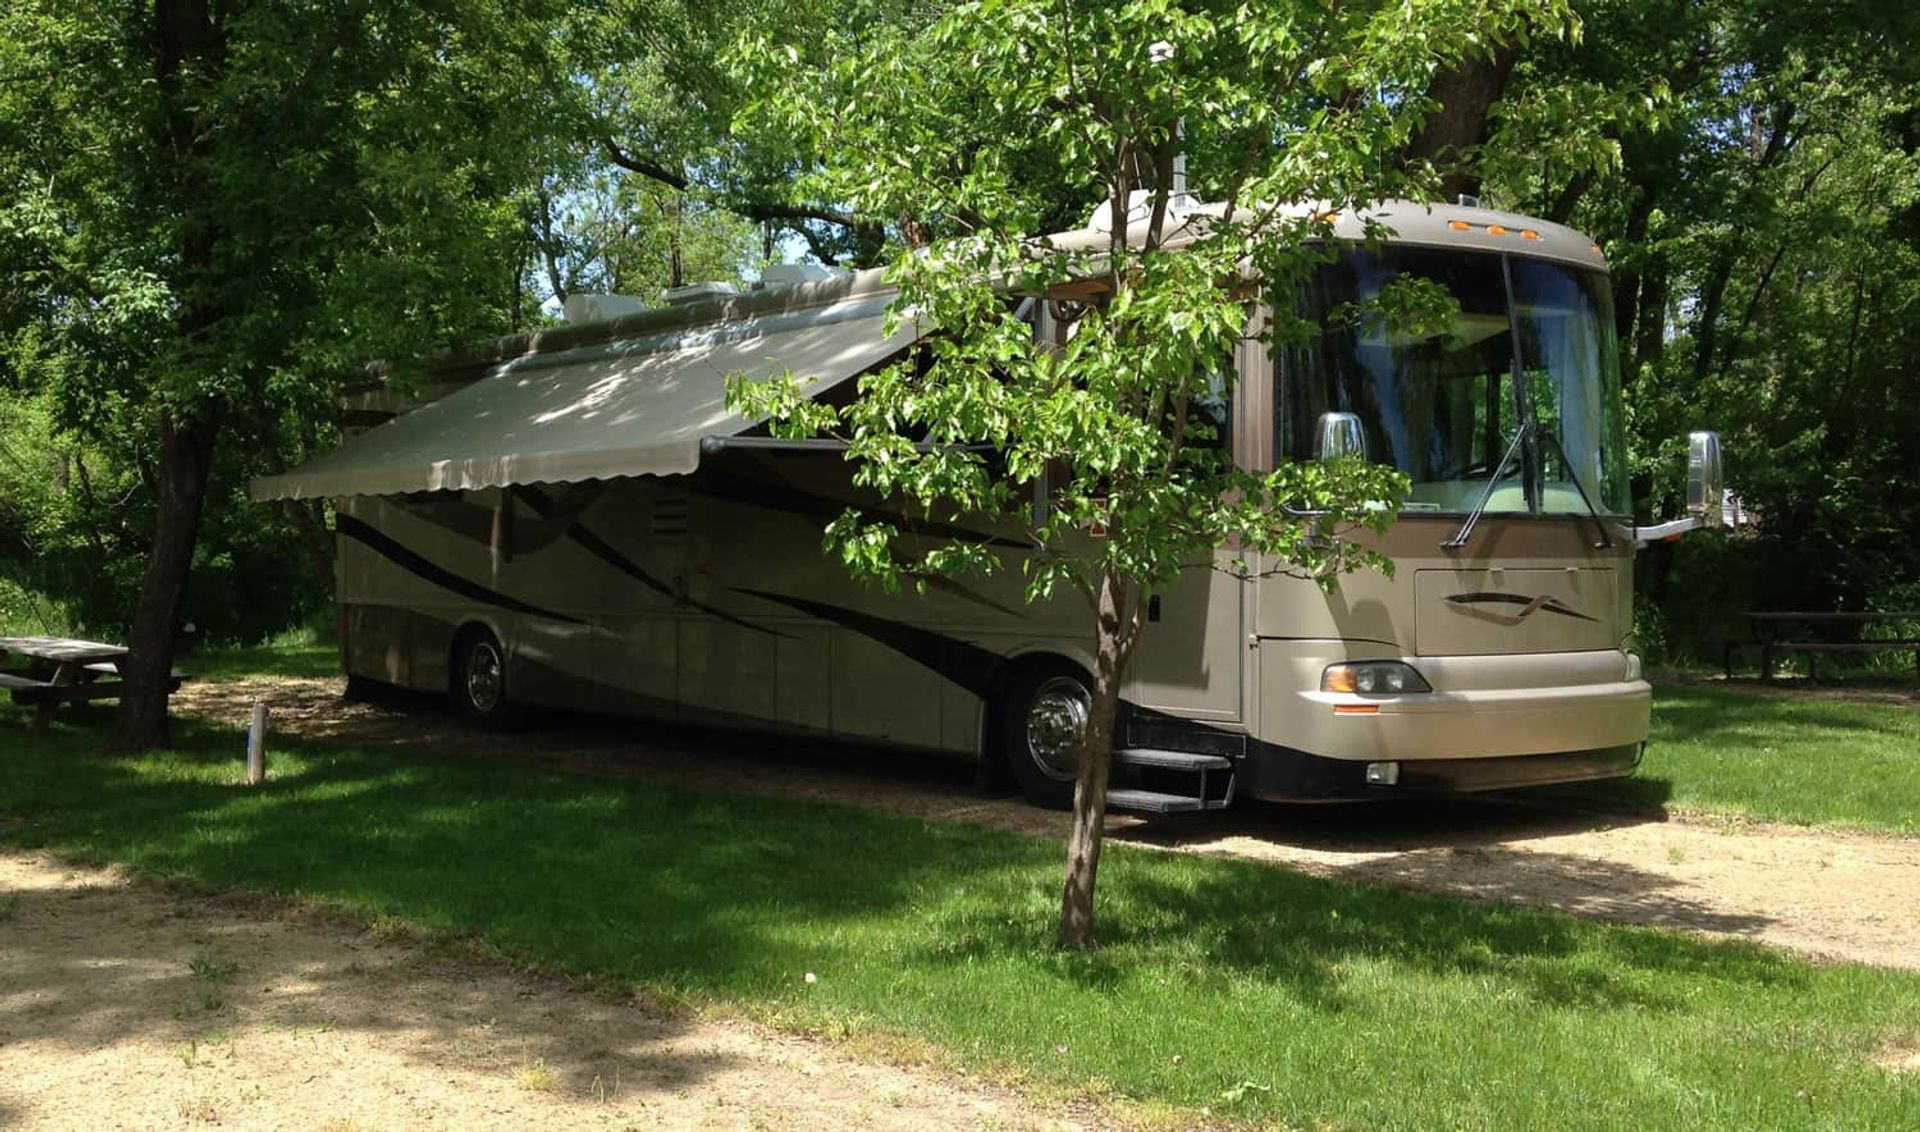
600 136 874 233
1545 167 1596 224
599 137 689 191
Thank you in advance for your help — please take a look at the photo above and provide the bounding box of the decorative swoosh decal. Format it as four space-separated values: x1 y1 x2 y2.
734 588 1006 698
1444 591 1598 625
732 588 1239 756
515 485 788 638
916 574 1026 619
691 469 1033 551
336 514 586 625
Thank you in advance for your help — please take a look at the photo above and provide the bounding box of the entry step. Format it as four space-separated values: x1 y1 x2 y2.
1113 748 1233 772
1105 788 1230 814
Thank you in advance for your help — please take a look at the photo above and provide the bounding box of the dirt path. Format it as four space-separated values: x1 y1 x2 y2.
174 676 1920 971
0 852 1080 1131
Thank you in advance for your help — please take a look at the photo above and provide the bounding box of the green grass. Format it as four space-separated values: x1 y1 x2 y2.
2 710 1916 1130
181 641 339 682
1562 684 1920 835
0 575 76 638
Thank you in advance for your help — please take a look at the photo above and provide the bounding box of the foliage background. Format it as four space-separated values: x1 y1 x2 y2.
2 0 1918 663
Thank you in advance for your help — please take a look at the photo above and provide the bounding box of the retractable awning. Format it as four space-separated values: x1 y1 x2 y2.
251 296 922 502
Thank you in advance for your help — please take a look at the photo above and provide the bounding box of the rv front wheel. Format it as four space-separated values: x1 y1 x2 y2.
1003 663 1090 809
452 627 514 728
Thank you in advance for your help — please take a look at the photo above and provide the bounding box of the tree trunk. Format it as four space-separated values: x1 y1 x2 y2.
1611 194 1652 353
1692 254 1734 381
294 500 337 601
106 408 221 753
1633 266 1668 376
1059 567 1139 950
104 0 228 754
669 192 686 290
1544 168 1595 224
1401 43 1522 201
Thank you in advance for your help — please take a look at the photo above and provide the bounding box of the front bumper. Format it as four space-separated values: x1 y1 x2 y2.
1237 740 1644 801
1237 643 1650 800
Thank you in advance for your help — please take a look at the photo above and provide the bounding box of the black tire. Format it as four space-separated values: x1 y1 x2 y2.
341 674 382 703
1002 660 1092 810
451 626 516 728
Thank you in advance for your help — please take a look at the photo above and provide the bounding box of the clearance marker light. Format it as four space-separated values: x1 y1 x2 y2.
1334 704 1380 715
1448 220 1472 231
1486 224 1509 236
1521 229 1542 240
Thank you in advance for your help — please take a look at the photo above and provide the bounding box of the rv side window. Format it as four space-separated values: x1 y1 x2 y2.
1185 365 1234 456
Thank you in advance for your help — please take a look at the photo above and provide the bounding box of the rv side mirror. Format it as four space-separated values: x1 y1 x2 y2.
1314 412 1367 461
1686 430 1725 529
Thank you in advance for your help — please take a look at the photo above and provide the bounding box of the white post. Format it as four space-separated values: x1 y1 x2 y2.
246 701 269 785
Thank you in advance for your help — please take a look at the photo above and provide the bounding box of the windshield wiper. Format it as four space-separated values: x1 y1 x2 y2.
1531 427 1616 549
1442 421 1617 550
1443 421 1531 549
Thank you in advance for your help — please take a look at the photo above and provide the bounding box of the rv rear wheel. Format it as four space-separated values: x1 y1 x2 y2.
452 627 515 728
1003 662 1090 810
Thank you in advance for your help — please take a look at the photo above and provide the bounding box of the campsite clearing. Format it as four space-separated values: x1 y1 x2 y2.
5 676 1920 1130
169 669 1920 971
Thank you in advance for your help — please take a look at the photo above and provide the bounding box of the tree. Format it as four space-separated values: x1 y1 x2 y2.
0 2 574 748
564 0 935 269
732 0 1565 948
1480 0 1920 651
527 162 765 304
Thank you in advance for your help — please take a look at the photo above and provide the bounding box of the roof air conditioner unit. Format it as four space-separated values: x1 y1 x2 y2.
758 263 843 290
560 294 648 325
660 282 740 305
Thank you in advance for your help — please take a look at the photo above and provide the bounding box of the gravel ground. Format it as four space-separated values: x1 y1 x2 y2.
0 852 1086 1131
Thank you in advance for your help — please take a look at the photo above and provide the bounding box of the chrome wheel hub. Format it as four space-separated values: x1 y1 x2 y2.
1025 676 1090 781
466 642 503 712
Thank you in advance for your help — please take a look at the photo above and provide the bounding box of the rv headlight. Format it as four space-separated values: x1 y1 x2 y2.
1322 661 1432 695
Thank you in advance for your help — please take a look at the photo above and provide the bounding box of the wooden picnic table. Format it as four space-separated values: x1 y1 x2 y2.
1726 612 1920 683
0 636 141 731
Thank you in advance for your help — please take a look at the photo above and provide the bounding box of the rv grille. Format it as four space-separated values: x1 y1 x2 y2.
651 496 689 537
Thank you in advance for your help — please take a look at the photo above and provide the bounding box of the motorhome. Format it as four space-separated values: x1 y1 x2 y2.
252 200 1723 812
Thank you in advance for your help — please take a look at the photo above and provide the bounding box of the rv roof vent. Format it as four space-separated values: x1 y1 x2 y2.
1084 188 1205 233
660 282 740 305
757 263 842 290
560 293 648 325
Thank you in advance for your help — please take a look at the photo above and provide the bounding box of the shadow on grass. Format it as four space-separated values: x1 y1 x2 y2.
0 696 1839 1124
1105 776 1677 874
0 710 1024 996
912 823 1802 1018
1538 773 1677 814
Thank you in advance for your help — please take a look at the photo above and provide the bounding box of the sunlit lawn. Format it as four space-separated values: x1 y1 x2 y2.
1560 683 1920 835
2 703 1916 1130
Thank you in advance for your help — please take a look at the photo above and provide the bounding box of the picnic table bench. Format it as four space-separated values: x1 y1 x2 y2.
0 636 185 730
1724 612 1920 682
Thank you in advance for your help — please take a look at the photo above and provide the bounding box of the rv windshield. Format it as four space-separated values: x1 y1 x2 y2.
1275 245 1630 516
